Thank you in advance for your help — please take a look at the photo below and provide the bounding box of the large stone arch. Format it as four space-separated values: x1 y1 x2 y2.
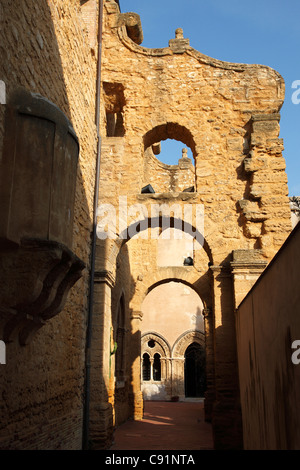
104 212 214 302
131 267 212 314
139 279 210 402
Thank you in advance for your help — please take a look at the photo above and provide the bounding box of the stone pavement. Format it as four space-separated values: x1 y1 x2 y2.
110 400 214 450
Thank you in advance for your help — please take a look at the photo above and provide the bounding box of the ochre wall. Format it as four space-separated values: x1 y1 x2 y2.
92 0 293 450
1 0 293 451
0 0 98 449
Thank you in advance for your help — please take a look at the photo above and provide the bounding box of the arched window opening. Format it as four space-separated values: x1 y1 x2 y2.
142 124 197 194
103 82 125 137
156 139 194 167
153 353 161 381
184 342 206 398
142 353 151 381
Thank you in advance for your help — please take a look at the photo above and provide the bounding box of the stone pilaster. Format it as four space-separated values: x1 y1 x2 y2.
129 310 144 420
230 249 267 309
203 307 215 422
88 269 115 449
209 265 243 450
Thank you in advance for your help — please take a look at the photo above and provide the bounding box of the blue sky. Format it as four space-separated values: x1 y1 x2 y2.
120 0 300 196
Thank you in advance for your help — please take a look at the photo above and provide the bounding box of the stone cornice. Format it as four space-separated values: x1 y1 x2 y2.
116 18 284 83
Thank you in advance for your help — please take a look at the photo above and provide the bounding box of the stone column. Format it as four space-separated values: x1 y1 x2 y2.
129 310 144 420
149 357 154 381
203 307 215 422
160 357 167 380
209 265 243 450
88 269 115 449
171 358 185 399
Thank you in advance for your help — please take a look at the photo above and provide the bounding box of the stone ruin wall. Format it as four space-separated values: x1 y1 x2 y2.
0 0 294 451
0 0 98 450
99 1 292 267
94 0 293 448
98 0 293 333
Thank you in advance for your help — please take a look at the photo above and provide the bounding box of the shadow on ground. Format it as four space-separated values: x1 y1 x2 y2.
110 400 214 450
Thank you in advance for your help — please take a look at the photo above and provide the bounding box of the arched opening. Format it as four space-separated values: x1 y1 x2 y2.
115 295 125 381
153 353 161 381
184 342 206 398
142 123 197 193
142 353 151 381
157 139 193 166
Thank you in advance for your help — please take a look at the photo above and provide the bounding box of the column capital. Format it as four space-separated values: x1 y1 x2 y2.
130 310 143 321
94 270 115 288
209 264 231 278
230 249 267 274
202 307 212 318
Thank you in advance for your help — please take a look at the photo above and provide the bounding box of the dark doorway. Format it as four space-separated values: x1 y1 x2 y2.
184 342 206 397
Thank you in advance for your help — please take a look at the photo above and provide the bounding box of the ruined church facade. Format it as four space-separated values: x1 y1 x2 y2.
90 1 293 449
0 0 293 450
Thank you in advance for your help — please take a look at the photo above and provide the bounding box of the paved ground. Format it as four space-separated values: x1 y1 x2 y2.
110 400 214 450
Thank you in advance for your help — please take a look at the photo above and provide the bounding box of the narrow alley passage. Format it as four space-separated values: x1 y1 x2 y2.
110 400 214 450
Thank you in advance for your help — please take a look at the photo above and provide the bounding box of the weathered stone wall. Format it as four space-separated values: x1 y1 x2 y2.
93 0 293 450
0 0 98 449
99 1 291 263
236 222 300 449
